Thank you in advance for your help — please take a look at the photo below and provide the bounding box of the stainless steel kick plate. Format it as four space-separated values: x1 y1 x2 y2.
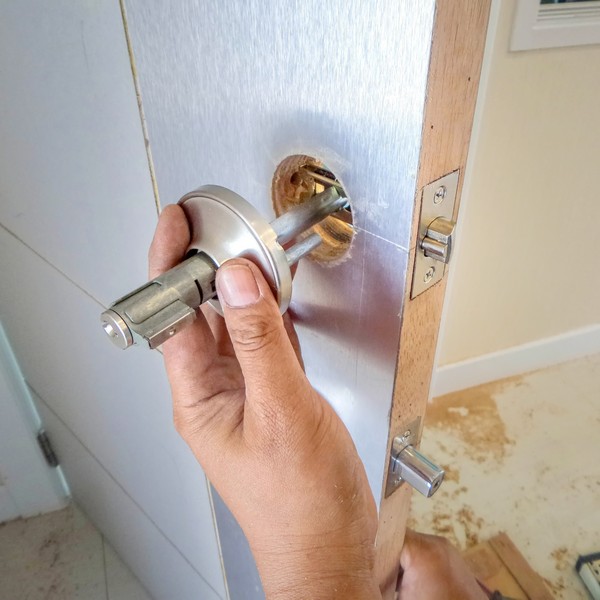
411 171 459 298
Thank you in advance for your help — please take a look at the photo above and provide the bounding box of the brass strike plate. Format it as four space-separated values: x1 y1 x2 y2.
411 171 459 298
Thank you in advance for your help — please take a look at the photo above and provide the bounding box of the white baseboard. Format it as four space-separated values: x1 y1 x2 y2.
431 325 600 398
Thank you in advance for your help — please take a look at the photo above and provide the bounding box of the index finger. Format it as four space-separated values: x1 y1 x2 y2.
147 204 219 401
148 204 191 279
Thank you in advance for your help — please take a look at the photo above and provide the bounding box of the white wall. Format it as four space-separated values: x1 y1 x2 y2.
437 0 600 371
0 2 226 598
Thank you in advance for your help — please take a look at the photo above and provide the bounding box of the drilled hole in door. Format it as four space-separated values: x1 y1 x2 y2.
272 155 354 264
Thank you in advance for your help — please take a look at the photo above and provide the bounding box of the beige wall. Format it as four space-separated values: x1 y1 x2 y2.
437 0 600 366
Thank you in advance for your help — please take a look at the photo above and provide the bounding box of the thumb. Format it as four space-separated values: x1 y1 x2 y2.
216 258 307 413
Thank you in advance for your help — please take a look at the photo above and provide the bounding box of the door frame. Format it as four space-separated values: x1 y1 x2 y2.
375 3 492 597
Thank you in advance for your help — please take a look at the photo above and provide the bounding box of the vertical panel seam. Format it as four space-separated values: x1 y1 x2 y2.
118 0 161 215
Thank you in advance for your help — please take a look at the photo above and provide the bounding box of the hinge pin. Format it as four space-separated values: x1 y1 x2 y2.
37 429 59 467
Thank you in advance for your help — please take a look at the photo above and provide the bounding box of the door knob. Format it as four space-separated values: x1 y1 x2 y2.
101 185 348 350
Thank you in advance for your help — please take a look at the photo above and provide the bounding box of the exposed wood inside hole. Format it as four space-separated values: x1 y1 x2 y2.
272 155 354 264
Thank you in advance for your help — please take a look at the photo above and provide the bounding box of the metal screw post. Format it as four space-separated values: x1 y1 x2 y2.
433 186 446 204
423 266 435 283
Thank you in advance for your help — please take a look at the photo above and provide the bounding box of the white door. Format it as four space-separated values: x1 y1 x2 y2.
122 1 489 598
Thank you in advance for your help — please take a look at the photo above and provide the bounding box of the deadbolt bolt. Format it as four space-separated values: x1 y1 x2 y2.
390 443 445 498
385 419 445 499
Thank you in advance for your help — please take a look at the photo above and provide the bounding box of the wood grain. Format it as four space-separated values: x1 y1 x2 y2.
464 541 529 599
374 2 492 597
489 533 554 600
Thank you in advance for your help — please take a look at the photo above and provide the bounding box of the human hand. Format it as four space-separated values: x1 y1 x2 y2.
397 529 487 599
149 204 380 600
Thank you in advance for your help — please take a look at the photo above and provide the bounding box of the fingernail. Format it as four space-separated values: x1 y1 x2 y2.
217 265 261 308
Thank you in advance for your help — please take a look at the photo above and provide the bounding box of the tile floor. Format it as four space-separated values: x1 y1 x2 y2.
0 504 152 600
410 353 600 599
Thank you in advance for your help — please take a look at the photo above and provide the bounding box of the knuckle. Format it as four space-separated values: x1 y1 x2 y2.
172 399 213 436
229 314 282 354
172 400 202 438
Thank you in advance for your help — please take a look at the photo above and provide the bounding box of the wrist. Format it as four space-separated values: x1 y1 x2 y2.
252 538 381 600
263 567 380 600
266 578 380 600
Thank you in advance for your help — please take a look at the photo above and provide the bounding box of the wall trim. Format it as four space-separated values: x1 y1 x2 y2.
431 324 600 398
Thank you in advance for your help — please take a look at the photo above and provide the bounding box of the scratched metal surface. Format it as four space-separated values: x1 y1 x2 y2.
124 1 436 597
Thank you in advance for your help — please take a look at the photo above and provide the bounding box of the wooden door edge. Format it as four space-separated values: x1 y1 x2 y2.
375 2 492 597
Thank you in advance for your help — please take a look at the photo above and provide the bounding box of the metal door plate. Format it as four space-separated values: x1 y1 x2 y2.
411 171 459 298
384 417 421 498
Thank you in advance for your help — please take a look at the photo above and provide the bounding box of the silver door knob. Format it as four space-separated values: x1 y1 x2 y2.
391 444 445 498
100 185 348 350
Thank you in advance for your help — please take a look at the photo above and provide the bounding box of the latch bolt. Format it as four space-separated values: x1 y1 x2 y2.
385 417 445 498
421 217 455 264
390 444 444 498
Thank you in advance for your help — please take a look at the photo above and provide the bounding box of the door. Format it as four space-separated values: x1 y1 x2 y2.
122 2 491 599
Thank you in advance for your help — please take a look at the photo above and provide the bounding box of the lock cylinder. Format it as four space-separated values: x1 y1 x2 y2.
101 253 216 350
100 185 348 350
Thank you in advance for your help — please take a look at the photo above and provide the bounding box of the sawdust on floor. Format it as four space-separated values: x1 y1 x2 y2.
410 355 600 599
411 379 522 548
551 547 570 571
440 464 460 483
424 378 521 463
544 575 567 596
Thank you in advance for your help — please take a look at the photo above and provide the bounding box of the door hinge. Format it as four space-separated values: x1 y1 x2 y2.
411 170 459 298
37 429 59 467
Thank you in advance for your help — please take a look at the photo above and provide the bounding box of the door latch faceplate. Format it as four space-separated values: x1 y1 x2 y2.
411 171 459 298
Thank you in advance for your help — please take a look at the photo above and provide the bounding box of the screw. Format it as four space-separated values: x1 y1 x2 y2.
433 186 446 204
423 266 435 283
403 430 411 438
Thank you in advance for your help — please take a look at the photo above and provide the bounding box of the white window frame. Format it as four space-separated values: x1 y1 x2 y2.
511 0 600 51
